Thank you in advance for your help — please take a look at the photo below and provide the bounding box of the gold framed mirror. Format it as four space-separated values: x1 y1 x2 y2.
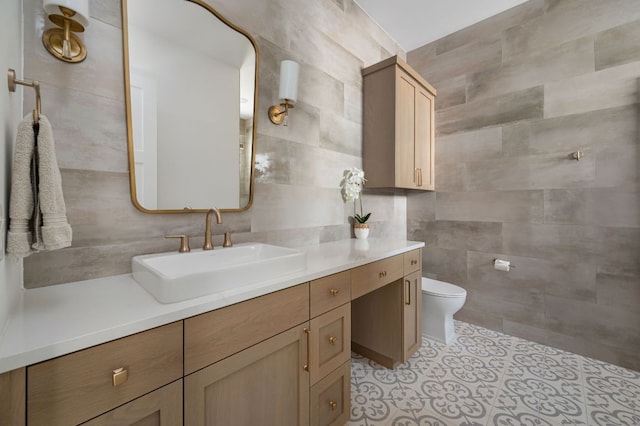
122 0 259 213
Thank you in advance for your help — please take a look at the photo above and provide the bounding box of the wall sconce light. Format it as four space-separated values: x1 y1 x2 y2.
42 0 90 63
268 60 299 126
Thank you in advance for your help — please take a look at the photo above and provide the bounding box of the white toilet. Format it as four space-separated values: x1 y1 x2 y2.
421 277 467 344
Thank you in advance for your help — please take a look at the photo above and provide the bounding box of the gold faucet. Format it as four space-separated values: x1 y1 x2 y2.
203 208 222 250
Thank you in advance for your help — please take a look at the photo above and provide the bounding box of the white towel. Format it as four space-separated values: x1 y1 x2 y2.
8 114 72 258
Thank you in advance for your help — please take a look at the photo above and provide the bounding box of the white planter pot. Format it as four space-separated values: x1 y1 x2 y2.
354 224 370 239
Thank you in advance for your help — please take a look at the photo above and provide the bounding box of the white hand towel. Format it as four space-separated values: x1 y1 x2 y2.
7 114 72 258
32 114 72 251
7 114 36 258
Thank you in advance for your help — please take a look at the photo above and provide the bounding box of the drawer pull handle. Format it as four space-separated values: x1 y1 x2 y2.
304 327 311 372
378 271 387 278
329 336 337 345
405 279 411 305
330 288 340 296
329 401 338 411
411 259 418 266
112 367 128 387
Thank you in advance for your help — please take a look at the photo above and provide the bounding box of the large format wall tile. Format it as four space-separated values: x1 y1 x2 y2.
501 223 601 264
595 18 640 71
465 290 546 328
467 251 597 303
436 86 544 136
503 0 640 59
426 220 503 252
544 61 640 118
422 246 467 285
466 152 596 191
467 37 594 103
429 0 544 56
250 183 346 232
436 127 502 165
596 266 640 308
501 105 637 159
544 185 640 228
545 295 640 354
432 75 466 111
30 86 129 173
436 190 544 223
411 37 502 84
434 162 468 192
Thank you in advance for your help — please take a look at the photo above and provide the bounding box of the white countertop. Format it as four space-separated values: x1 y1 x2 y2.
0 238 424 374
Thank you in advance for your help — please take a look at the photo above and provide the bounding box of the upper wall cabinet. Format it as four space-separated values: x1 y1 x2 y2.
362 56 436 191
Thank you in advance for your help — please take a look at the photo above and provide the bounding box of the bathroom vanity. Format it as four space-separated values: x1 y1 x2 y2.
0 239 423 425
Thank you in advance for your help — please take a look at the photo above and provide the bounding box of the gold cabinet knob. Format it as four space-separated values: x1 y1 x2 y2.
329 401 338 411
330 288 339 296
112 367 128 387
329 336 337 345
411 259 417 265
378 271 387 278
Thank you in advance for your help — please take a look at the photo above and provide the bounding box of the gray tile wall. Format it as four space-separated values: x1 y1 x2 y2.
20 0 406 287
407 0 640 370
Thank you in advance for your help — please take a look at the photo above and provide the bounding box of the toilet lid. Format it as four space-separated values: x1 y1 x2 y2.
422 278 466 298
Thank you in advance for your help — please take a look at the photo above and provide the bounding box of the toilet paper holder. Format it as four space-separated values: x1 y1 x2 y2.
493 259 515 270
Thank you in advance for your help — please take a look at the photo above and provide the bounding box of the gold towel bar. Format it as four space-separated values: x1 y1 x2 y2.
7 68 41 123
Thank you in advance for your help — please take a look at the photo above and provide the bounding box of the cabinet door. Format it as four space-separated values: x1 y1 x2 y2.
403 270 422 361
184 324 310 426
81 380 182 426
395 70 418 189
415 85 434 190
396 68 434 190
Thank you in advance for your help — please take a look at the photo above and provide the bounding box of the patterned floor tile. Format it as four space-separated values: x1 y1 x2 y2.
348 321 639 426
582 357 640 426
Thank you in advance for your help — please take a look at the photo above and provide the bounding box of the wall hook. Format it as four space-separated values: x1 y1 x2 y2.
572 151 584 161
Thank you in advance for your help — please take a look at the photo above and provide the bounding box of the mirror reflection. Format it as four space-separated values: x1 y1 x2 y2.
123 0 258 212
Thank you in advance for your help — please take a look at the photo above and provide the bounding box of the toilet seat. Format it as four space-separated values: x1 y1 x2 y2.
422 278 466 298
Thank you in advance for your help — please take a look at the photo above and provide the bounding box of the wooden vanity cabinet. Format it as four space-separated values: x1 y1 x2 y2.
363 56 436 190
2 247 425 426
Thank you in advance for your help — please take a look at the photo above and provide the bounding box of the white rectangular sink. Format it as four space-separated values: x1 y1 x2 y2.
132 243 306 303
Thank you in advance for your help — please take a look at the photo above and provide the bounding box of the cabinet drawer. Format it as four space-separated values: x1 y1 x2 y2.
310 271 351 318
185 283 309 374
309 303 351 385
81 379 182 425
310 361 351 426
27 322 183 426
351 255 404 299
404 249 421 275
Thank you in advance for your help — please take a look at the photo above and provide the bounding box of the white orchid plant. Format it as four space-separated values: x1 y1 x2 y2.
341 167 371 224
